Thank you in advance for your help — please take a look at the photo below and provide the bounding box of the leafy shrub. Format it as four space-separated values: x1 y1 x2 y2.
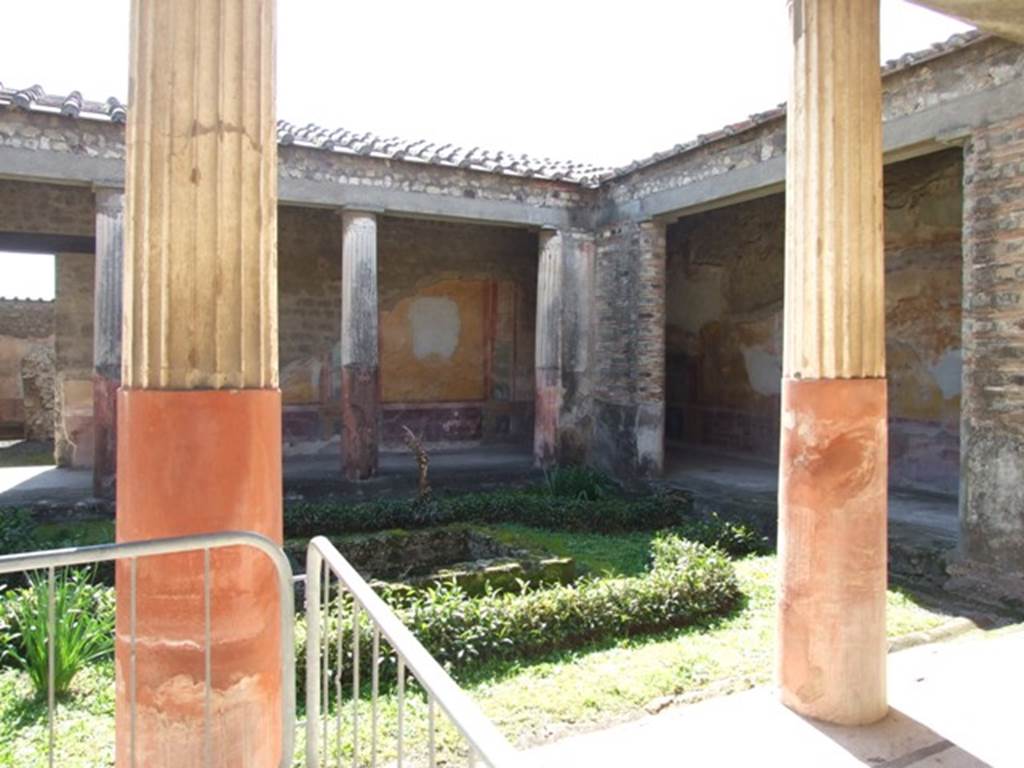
0 509 38 555
285 490 693 539
542 466 616 501
406 537 738 666
295 537 739 698
286 491 769 558
0 568 114 697
667 512 771 558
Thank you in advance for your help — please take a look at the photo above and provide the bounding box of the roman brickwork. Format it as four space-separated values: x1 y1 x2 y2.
0 178 94 236
591 219 665 479
54 251 94 467
960 113 1024 574
665 150 963 495
0 298 54 438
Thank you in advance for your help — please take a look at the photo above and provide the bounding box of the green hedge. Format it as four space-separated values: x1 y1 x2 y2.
289 491 661 535
296 535 740 699
285 490 689 537
286 492 768 557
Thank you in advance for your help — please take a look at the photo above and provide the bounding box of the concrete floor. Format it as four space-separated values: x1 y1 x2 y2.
0 444 539 506
526 626 1023 767
664 444 960 544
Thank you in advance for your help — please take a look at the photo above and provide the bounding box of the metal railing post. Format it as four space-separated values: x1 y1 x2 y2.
0 531 296 768
304 536 520 768
305 543 323 768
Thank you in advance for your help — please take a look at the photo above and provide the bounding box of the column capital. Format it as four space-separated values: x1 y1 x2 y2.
93 185 125 214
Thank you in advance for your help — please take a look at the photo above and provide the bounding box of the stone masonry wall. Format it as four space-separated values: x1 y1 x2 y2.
591 220 665 479
0 178 94 235
0 298 54 437
665 150 963 494
600 37 1024 212
53 252 94 467
277 205 343 453
0 107 587 222
960 113 1024 570
278 210 537 453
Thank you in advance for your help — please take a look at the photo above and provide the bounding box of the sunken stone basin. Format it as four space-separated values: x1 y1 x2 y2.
290 526 574 595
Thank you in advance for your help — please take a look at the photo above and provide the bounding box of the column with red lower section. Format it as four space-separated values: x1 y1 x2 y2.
116 390 283 763
340 209 380 481
115 0 282 764
92 187 122 497
777 0 888 726
534 228 563 467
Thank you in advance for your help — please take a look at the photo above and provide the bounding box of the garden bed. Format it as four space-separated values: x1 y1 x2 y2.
286 525 576 595
5 470 917 765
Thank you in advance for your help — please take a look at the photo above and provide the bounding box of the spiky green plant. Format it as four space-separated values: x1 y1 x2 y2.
1 568 114 698
542 466 616 501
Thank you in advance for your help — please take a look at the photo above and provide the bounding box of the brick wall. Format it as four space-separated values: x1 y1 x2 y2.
0 179 94 236
591 220 665 479
0 298 55 338
54 252 94 467
0 298 54 437
961 114 1024 569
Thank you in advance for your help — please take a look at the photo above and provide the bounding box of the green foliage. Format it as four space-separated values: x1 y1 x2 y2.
406 537 738 667
542 466 616 501
663 512 771 558
0 510 37 556
285 490 694 539
0 569 114 698
295 537 739 700
286 492 769 560
483 525 654 577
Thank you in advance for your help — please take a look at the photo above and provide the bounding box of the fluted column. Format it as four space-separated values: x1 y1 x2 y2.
778 0 888 725
93 187 123 497
534 228 563 467
340 209 380 480
116 1 283 766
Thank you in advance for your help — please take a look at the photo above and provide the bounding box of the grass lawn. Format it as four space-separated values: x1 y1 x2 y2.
0 531 954 766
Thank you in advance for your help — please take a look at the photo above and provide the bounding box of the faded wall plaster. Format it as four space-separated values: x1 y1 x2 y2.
277 211 537 450
381 281 486 403
665 149 963 494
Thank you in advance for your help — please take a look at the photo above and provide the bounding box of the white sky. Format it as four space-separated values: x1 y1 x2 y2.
0 0 972 299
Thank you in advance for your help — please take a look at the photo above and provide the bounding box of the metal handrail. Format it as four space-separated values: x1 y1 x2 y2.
0 531 296 768
306 535 520 768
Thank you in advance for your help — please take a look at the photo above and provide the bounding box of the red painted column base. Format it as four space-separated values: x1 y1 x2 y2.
777 377 888 725
341 364 379 481
93 375 119 497
115 388 283 767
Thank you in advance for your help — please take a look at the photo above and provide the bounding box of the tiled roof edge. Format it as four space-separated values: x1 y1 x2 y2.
601 29 988 182
0 30 989 189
